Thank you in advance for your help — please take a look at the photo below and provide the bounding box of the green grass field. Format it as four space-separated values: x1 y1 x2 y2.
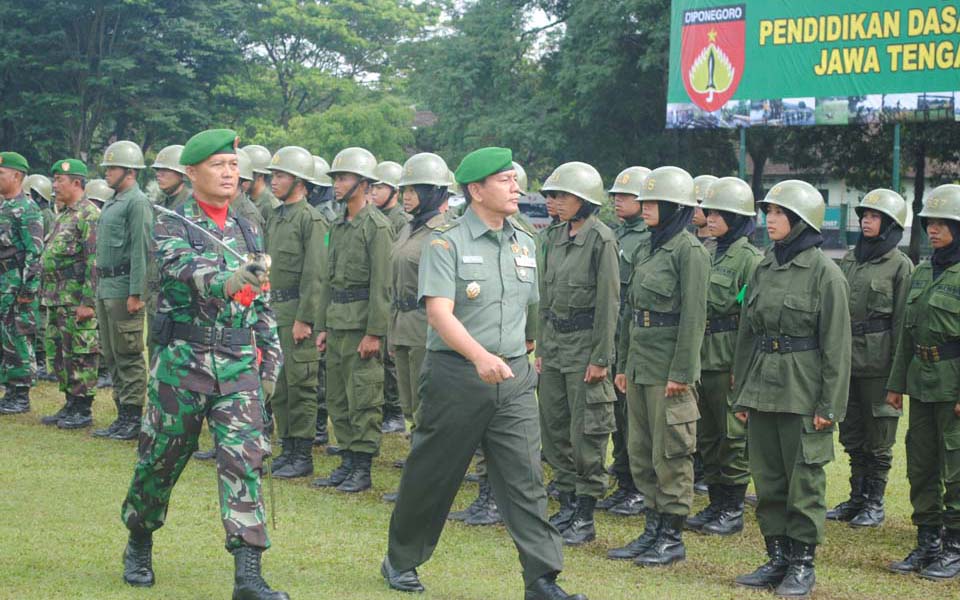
0 383 951 599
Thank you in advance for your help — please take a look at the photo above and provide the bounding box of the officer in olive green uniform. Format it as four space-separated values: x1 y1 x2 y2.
732 180 851 597
24 173 56 383
313 147 392 493
886 184 960 580
93 141 151 441
829 189 912 529
264 146 327 479
686 177 762 537
608 166 709 568
600 166 650 516
692 175 719 255
537 162 619 548
241 144 280 222
383 147 585 600
371 160 410 435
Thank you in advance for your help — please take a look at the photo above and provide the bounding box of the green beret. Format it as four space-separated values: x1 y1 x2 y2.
180 128 239 166
51 158 88 177
454 147 513 185
0 152 30 173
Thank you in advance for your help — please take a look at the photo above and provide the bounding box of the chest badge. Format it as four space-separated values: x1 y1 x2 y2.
466 281 481 300
522 246 529 257
511 242 520 254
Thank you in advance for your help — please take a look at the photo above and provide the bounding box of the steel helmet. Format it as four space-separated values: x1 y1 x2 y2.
512 161 529 196
399 153 453 188
608 166 651 196
236 148 254 181
540 162 606 206
100 140 146 169
151 145 186 175
85 178 115 203
25 174 53 201
241 144 272 175
701 177 756 216
268 146 315 181
638 166 697 206
760 180 825 232
693 174 719 202
857 188 908 228
373 161 403 189
919 184 960 224
328 147 377 180
312 156 332 186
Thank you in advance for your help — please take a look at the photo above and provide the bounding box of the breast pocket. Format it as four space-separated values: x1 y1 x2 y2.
780 295 819 337
707 271 735 311
456 264 488 302
567 274 596 309
636 270 677 313
866 279 894 315
927 292 960 337
340 243 369 284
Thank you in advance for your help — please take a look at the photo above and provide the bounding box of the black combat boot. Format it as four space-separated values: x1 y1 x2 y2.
273 438 314 479
58 395 93 429
889 525 943 574
122 531 155 587
597 480 633 511
686 484 721 532
693 453 707 495
849 476 886 528
36 351 57 381
110 404 142 440
97 370 113 388
635 513 686 567
93 397 122 437
919 528 960 580
774 540 816 598
549 492 579 532
735 536 790 589
270 438 295 472
524 572 588 600
448 477 491 521
311 450 354 488
607 509 661 560
381 405 406 434
194 447 217 460
313 404 329 446
702 483 746 536
231 546 289 600
464 479 501 526
381 556 424 593
562 496 597 546
609 488 644 517
336 451 371 493
41 394 74 425
0 386 30 414
826 473 865 522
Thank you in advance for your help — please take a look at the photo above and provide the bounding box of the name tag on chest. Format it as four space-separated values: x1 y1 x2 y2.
462 256 484 264
515 256 536 268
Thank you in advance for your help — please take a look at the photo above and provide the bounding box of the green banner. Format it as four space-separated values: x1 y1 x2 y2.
667 0 960 128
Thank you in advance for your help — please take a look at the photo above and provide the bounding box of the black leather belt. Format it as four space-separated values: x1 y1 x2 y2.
851 317 892 336
757 335 819 354
915 342 960 363
170 322 254 347
271 288 300 303
331 287 369 304
633 309 680 328
544 309 595 333
393 297 419 312
97 263 130 278
706 315 739 335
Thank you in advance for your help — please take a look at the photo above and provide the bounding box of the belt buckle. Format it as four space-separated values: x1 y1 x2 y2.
933 346 941 362
770 338 780 352
643 310 651 328
203 328 217 346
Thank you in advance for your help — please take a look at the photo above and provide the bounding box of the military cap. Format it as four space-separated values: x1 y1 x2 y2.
180 128 239 166
0 152 30 173
454 147 513 185
51 158 88 177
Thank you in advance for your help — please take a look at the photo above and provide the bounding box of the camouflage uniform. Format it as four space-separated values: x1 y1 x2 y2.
146 184 191 347
122 198 281 550
0 191 44 389
41 198 100 397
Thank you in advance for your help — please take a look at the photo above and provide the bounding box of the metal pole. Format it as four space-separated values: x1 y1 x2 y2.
738 127 747 180
892 122 901 192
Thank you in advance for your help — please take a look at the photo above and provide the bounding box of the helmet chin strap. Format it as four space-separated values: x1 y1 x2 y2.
341 178 366 204
277 177 303 202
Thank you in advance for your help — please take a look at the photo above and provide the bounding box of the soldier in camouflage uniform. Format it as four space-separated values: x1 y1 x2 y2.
120 129 287 600
0 152 44 415
241 144 280 223
370 160 409 435
24 173 57 382
39 159 100 429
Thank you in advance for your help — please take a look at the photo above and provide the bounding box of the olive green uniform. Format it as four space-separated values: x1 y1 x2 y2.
610 216 649 489
381 203 411 421
318 203 392 455
733 246 851 544
839 247 912 485
387 207 563 586
252 187 280 224
887 261 960 529
699 236 762 487
265 199 327 440
538 215 619 498
96 184 151 407
233 191 266 231
388 213 446 423
618 230 709 516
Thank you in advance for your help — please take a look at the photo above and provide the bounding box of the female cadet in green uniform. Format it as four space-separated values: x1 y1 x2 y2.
886 184 960 580
828 189 912 528
536 162 619 546
732 180 851 598
685 177 762 536
608 166 709 567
